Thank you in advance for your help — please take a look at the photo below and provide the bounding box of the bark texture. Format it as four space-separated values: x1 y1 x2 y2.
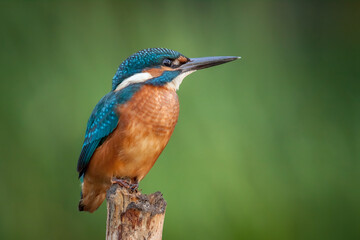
106 184 167 240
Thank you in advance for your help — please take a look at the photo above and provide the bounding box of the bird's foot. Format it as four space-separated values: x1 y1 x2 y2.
129 182 139 192
111 178 139 192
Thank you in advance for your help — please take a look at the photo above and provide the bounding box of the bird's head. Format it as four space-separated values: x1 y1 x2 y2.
112 48 239 91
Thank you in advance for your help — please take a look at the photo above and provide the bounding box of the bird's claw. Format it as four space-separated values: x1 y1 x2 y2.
111 178 139 192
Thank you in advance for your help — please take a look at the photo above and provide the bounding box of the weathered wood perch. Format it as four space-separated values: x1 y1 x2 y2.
106 184 167 240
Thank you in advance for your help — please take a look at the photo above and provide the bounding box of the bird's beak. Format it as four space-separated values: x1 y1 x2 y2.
179 56 240 72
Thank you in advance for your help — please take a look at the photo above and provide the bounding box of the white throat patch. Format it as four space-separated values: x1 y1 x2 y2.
166 70 196 91
115 72 153 91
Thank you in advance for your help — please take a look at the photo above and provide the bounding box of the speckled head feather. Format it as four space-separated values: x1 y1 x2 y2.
112 48 186 91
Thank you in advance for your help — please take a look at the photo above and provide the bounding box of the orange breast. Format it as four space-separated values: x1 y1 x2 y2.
85 85 179 185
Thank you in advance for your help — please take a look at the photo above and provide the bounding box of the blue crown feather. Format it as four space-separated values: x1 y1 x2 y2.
112 48 183 90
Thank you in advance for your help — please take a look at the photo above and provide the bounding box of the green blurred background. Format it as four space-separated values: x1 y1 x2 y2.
0 1 359 239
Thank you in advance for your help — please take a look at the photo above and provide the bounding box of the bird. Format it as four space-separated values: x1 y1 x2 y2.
77 48 239 212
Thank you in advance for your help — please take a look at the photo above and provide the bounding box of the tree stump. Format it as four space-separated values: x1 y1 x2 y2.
106 184 167 240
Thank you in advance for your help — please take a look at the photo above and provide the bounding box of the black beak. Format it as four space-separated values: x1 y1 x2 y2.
179 56 240 72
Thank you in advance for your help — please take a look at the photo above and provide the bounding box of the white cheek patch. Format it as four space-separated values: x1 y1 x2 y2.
115 72 153 91
166 70 196 91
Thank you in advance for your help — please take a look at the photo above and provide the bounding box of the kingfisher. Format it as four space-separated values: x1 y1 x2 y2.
77 48 239 212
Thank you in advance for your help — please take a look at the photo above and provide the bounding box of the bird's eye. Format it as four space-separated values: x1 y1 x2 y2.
163 58 172 67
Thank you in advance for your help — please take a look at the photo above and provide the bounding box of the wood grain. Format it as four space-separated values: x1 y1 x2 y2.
106 184 167 240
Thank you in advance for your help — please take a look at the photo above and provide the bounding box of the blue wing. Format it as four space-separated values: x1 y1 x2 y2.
77 91 119 178
77 84 142 178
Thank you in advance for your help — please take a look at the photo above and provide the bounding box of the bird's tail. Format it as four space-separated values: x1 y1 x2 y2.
78 181 107 213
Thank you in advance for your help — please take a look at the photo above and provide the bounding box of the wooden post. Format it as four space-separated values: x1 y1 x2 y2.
106 184 167 240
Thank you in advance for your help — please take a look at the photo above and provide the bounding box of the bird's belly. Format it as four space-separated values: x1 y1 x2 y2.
113 120 172 180
86 85 179 183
